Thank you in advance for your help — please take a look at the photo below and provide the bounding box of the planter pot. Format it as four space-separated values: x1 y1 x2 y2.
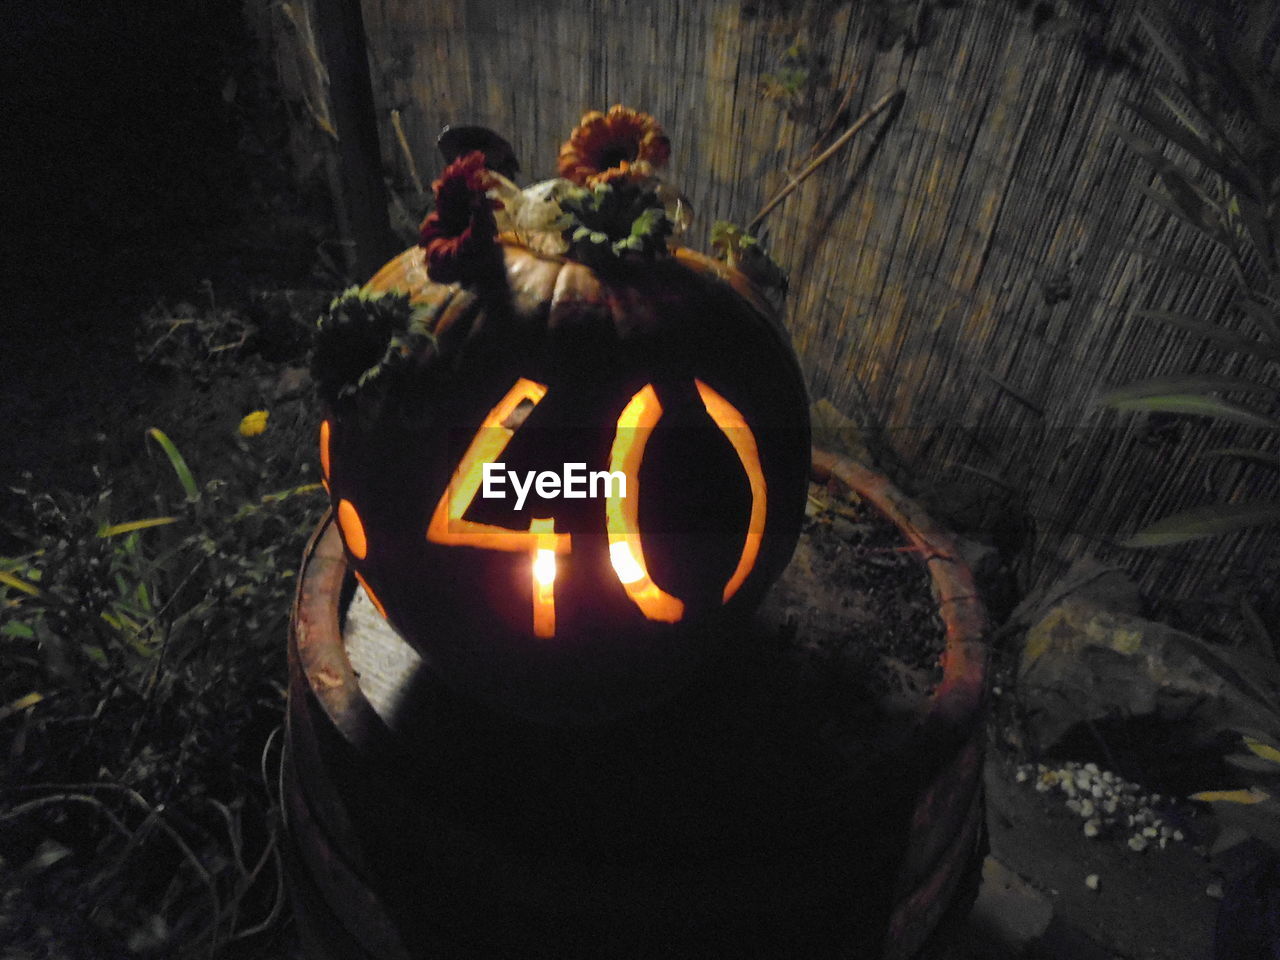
283 450 988 959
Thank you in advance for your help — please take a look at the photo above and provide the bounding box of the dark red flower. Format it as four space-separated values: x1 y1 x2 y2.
418 151 502 284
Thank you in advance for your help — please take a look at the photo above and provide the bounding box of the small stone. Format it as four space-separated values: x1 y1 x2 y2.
1085 873 1100 891
1206 880 1224 900
1142 826 1159 839
1129 835 1149 852
1084 762 1100 774
1174 830 1185 842
1084 819 1101 838
1066 798 1083 814
1016 768 1029 784
1091 783 1105 799
1103 799 1118 815
1079 798 1096 817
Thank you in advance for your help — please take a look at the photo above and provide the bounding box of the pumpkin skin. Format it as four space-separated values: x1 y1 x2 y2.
321 241 810 724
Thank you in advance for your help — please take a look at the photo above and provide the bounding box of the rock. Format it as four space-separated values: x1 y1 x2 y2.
1017 597 1280 754
968 856 1054 947
1010 557 1144 628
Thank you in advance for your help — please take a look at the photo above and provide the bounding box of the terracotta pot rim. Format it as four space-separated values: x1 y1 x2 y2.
810 447 989 738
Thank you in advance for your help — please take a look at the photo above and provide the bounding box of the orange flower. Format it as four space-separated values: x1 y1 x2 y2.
558 105 671 187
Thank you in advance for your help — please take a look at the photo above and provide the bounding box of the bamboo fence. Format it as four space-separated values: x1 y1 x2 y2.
257 0 1280 612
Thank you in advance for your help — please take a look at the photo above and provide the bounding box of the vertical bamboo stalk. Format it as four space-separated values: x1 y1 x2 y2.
312 0 398 279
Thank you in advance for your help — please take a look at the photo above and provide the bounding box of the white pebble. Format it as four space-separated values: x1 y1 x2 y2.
1079 798 1096 818
1066 798 1083 814
1206 880 1224 900
1085 873 1100 891
1174 830 1185 842
1142 826 1159 839
1128 835 1149 852
1015 768 1029 783
1091 783 1106 799
1084 819 1101 838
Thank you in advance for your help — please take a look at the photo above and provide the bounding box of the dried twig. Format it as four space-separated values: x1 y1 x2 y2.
390 109 424 195
748 89 904 234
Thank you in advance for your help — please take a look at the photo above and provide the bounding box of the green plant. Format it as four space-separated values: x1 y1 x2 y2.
1 427 324 957
1102 5 1280 547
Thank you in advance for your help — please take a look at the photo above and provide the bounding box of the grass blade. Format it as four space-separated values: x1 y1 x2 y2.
1106 394 1280 431
98 517 180 538
0 570 43 598
147 428 199 502
1098 375 1278 404
1123 501 1280 547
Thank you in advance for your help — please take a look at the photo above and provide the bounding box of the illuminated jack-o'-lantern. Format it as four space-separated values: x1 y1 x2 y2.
314 110 809 723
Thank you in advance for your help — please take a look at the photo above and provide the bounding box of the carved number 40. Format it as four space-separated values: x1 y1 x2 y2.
426 378 765 637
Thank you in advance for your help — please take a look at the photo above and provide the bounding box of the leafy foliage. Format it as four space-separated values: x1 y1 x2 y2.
311 287 435 403
558 182 674 269
1103 5 1280 548
1 343 325 955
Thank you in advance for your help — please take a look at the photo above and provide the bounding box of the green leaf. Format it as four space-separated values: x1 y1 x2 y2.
1132 310 1280 362
1136 11 1193 87
2 621 36 639
1129 96 1250 194
1106 394 1280 431
1140 175 1226 245
1244 737 1280 766
147 428 199 502
0 692 43 721
1123 502 1280 547
1099 375 1278 404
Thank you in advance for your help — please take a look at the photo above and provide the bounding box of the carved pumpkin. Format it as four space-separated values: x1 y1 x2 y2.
316 113 809 724
320 242 809 723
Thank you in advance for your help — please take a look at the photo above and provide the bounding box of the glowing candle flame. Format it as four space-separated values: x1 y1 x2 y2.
531 518 557 637
533 548 557 586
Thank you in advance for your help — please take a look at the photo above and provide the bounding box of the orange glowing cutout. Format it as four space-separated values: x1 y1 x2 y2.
354 570 388 619
427 379 570 555
337 498 368 560
421 377 767 638
694 380 766 603
606 386 685 623
319 419 331 489
427 379 570 638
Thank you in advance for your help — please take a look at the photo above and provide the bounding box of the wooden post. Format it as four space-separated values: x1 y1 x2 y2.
311 0 398 280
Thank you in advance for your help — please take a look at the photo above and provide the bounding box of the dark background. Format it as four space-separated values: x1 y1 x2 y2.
1 0 325 512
